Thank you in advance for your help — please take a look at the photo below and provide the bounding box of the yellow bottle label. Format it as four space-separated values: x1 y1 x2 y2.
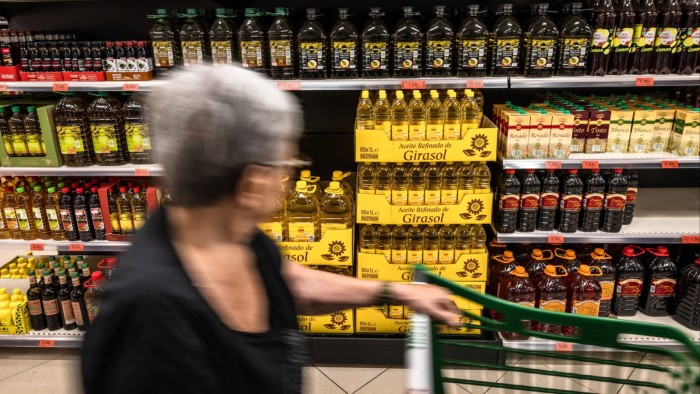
210 40 233 65
360 247 375 254
258 222 284 242
600 280 615 301
460 39 488 70
528 39 556 69
45 208 60 231
396 41 421 70
444 124 460 140
119 214 134 232
26 134 43 155
426 40 452 69
388 304 404 319
300 42 324 70
151 41 175 67
539 299 566 313
110 213 120 233
408 190 424 205
15 208 30 231
57 125 85 155
181 40 204 66
392 124 409 141
332 41 357 69
32 207 44 229
12 135 28 155
240 40 263 68
409 124 426 141
270 40 293 67
407 250 422 264
391 249 407 264
495 38 521 68
425 190 441 205
391 189 408 205
90 125 119 154
572 299 600 316
423 250 438 264
441 189 457 205
439 249 455 265
288 222 316 242
426 124 444 141
125 123 152 153
363 42 388 70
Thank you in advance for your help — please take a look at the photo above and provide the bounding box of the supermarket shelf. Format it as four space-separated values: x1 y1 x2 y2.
0 240 131 252
0 80 170 92
493 187 700 244
509 74 700 89
501 152 700 170
0 329 84 348
0 163 164 176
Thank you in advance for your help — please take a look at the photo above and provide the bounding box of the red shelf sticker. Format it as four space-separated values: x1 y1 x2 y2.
29 243 45 251
661 160 679 169
68 243 84 252
635 77 654 87
548 235 565 244
134 168 151 176
555 342 573 351
52 82 69 92
277 82 301 91
123 83 139 91
682 235 700 244
38 339 55 348
401 80 426 90
545 160 562 170
581 160 599 170
466 79 484 89
0 84 7 92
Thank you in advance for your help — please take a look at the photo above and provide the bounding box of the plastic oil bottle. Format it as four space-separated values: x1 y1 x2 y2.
424 162 441 205
286 180 320 242
393 7 423 78
408 90 426 141
330 8 358 79
391 225 408 264
460 90 481 134
116 186 134 235
565 264 602 335
588 0 616 76
652 0 683 74
0 188 9 239
148 9 181 74
623 169 638 225
15 187 37 240
238 8 267 74
472 162 491 194
30 186 50 240
331 171 353 202
406 224 423 265
488 251 517 297
374 90 391 139
209 8 237 66
267 7 295 79
422 225 439 265
437 225 455 264
319 180 352 235
0 107 13 157
640 246 678 316
440 162 458 205
375 162 392 202
130 186 148 230
260 182 287 242
443 91 461 140
87 93 127 166
375 225 392 262
54 93 94 166
361 8 390 78
391 164 408 205
628 0 659 75
9 106 27 157
457 162 474 203
491 4 523 77
23 106 44 157
107 187 121 235
673 256 700 329
298 8 326 79
589 248 615 317
613 245 645 316
425 6 454 77
357 163 376 194
523 3 558 77
600 168 627 233
555 248 581 286
390 91 409 141
557 2 593 76
456 5 489 77
44 187 64 240
359 225 376 254
517 169 541 232
499 266 536 340
607 0 635 75
355 90 374 130
469 225 487 253
426 91 444 141
122 94 152 164
180 8 210 67
299 170 322 202
407 162 425 206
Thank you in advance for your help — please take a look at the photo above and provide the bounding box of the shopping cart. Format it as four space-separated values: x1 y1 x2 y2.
406 265 700 394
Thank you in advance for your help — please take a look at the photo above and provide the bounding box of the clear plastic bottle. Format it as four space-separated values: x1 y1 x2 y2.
443 90 461 140
357 163 376 194
299 170 322 202
15 187 37 240
406 224 424 265
565 265 603 335
319 181 352 236
499 266 536 340
440 162 458 205
31 185 50 240
116 186 134 235
425 6 454 77
537 169 560 231
391 225 408 264
375 225 392 262
422 225 439 264
361 8 391 78
534 264 568 334
23 106 44 157
623 169 638 225
69 271 89 331
267 7 295 79
180 8 210 67
331 171 353 202
355 90 374 130
43 186 64 240
84 271 104 324
426 90 444 141
390 164 408 205
374 90 391 139
600 168 628 233
579 169 606 232
437 225 455 264
423 162 441 206
652 0 683 74
488 251 517 297
149 9 182 74
557 3 593 76
408 162 425 206
518 169 541 232
393 7 423 77
0 188 9 239
526 248 554 286
130 186 148 231
54 93 94 166
87 93 127 166
209 8 236 67
639 246 678 316
673 256 700 329
359 224 377 254
456 5 489 77
390 91 409 141
408 90 427 141
457 162 474 202
330 8 358 79
8 106 27 157
298 8 326 79
491 4 523 77
286 180 320 242
238 8 267 74
469 225 487 253
123 94 153 164
523 3 558 78
472 161 491 194
375 162 392 201
87 186 105 240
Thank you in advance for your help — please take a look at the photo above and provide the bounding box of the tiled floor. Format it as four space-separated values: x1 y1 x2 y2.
0 348 695 393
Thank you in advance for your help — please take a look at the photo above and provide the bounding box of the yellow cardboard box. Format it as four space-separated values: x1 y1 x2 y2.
629 109 657 153
548 111 574 159
273 228 353 266
0 300 31 335
607 108 634 153
356 252 488 283
297 309 354 334
651 107 675 153
356 193 492 225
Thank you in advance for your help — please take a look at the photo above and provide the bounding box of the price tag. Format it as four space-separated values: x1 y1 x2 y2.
38 339 55 348
635 77 654 87
68 243 84 252
123 83 139 91
545 160 562 170
555 342 573 352
29 243 45 251
0 84 7 92
401 80 426 90
52 82 69 92
277 82 301 91
134 168 151 176
661 160 679 169
466 79 484 89
682 235 700 244
581 160 599 170
548 235 565 244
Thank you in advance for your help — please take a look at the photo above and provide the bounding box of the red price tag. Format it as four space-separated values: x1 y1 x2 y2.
401 80 426 90
0 84 7 92
277 82 301 91
123 83 139 91
661 160 679 169
635 77 654 87
682 235 700 244
582 160 599 170
548 235 565 244
52 83 69 92
29 243 45 251
38 339 55 348
466 79 484 89
545 161 562 170
69 243 84 252
134 168 151 176
555 342 573 351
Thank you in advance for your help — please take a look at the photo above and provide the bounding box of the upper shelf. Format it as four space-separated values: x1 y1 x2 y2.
501 152 700 170
509 74 700 89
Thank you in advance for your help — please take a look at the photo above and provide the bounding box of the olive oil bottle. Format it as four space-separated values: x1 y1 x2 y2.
456 5 489 77
330 8 359 79
361 8 391 78
393 7 423 77
298 8 327 79
523 3 559 78
557 2 593 76
238 8 267 74
425 6 454 77
267 7 295 79
491 4 523 76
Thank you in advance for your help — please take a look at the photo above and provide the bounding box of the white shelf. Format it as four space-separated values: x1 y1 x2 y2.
509 74 700 89
0 240 131 252
501 152 700 170
0 163 163 177
0 80 169 92
494 188 700 244
0 329 85 348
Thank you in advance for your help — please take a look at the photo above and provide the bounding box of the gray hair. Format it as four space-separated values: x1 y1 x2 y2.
148 65 303 206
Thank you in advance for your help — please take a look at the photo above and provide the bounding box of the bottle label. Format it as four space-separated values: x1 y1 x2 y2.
240 41 263 68
16 208 30 231
3 208 17 229
616 278 643 296
407 250 422 265
151 41 175 68
589 28 611 54
27 299 43 316
625 187 637 203
181 40 204 66
600 280 614 300
90 207 104 230
258 222 284 242
583 193 604 209
57 125 85 155
210 40 233 66
74 209 90 232
11 134 28 155
90 125 119 154
650 279 676 296
460 39 487 70
300 42 324 70
408 190 425 205
391 189 408 206
125 123 152 153
439 249 454 265
426 124 444 141
654 27 678 52
395 41 422 70
60 209 74 231
270 40 293 68
111 212 121 233
119 213 133 232
71 301 84 326
604 193 626 210
288 222 316 242
499 194 520 211
391 249 407 264
679 27 700 50
528 39 555 69
423 250 438 264
560 194 582 211
426 40 451 70
332 41 357 70
495 38 520 69
425 190 441 205
46 208 60 231
539 299 566 313
612 27 634 52
572 299 600 316
391 125 409 141
517 301 535 308
42 298 60 316
632 25 657 53
443 124 460 140
32 207 44 229
409 124 426 141
540 192 559 209
60 299 76 324
133 211 147 229
560 37 589 68
520 193 540 209
363 42 388 70
441 189 457 205
26 134 43 156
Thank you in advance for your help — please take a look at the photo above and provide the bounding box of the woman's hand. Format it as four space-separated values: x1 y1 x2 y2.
390 283 462 327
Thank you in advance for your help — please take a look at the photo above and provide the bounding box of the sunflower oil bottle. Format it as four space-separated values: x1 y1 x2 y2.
407 162 425 205
454 224 470 260
359 225 376 254
390 163 408 205
443 90 461 140
355 90 374 130
440 162 458 205
238 8 267 74
469 224 487 253
457 162 474 201
259 184 287 242
406 225 423 265
319 181 352 238
375 225 392 262
374 90 391 139
287 180 320 242
375 162 392 201
424 162 441 205
438 225 455 264
408 90 427 141
357 163 376 194
267 7 295 79
361 7 391 78
426 91 444 141
473 162 491 194
422 225 439 264
390 225 408 264
330 8 359 79
460 90 481 134
297 8 326 79
393 7 423 77
299 170 322 202
390 91 409 141
331 171 353 201
425 6 454 77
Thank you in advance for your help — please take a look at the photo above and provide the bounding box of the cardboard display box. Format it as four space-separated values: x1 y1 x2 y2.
263 228 354 267
0 103 63 167
19 72 63 82
356 193 492 225
97 180 162 241
356 252 488 283
297 309 354 334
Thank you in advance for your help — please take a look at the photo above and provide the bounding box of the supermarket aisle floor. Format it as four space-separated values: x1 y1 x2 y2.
0 348 696 393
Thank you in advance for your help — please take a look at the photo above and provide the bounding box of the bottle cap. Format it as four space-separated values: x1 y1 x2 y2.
10 106 20 114
27 270 35 277
526 169 535 173
503 251 513 259
510 266 529 277
413 90 421 98
119 186 128 193
378 90 387 99
133 186 141 194
15 187 24 193
295 180 308 192
568 169 578 174
58 269 66 276
430 90 439 98
505 169 515 174
448 90 457 98
76 187 84 194
532 249 543 258
361 90 369 99
543 265 558 276
326 181 343 194
27 106 35 113
613 168 623 173
70 272 79 278
156 9 168 16
91 186 99 193
33 185 42 192
396 91 404 99
300 170 311 179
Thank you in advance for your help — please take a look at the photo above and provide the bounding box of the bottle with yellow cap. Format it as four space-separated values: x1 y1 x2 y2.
390 90 409 141
456 162 474 202
319 181 352 237
588 248 615 317
534 265 568 334
406 224 423 265
424 162 441 205
565 264 603 336
472 161 491 194
331 171 353 202
356 90 374 130
373 90 391 139
286 180 320 242
407 162 425 206
443 90 461 140
375 162 392 202
423 224 439 264
299 170 322 202
375 225 392 262
440 162 458 205
469 224 487 253
438 225 455 265
525 248 554 286
390 163 408 206
259 183 287 242
460 89 481 135
357 163 376 194
426 90 444 141
500 265 536 340
359 224 376 254
408 90 426 141
487 250 517 297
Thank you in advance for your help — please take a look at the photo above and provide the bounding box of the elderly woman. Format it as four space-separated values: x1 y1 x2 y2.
81 65 458 394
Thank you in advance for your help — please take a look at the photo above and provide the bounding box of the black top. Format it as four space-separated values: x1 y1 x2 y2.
82 210 306 394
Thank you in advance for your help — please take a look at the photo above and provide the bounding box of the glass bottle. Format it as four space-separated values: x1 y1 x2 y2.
676 0 700 75
59 186 79 241
84 271 104 324
628 0 659 74
26 270 47 330
298 8 327 79
456 5 489 77
330 8 358 79
31 185 50 240
57 269 77 330
107 187 121 235
588 0 616 76
23 106 44 157
69 271 89 331
15 186 37 240
523 3 559 78
557 3 593 76
361 8 391 78
44 186 64 240
425 6 454 77
41 269 62 330
393 7 423 77
73 187 94 242
116 186 134 235
238 8 267 74
491 4 523 76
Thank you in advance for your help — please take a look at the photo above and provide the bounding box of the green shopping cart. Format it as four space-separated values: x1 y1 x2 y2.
406 265 700 394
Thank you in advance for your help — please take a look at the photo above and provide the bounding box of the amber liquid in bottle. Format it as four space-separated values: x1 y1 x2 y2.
267 7 296 79
330 8 359 79
487 251 517 298
565 265 602 336
424 6 454 77
456 5 489 77
589 248 615 317
535 265 568 334
361 8 391 78
393 7 423 78
523 3 558 77
499 266 536 340
490 4 523 77
676 0 700 75
557 3 593 76
298 8 327 80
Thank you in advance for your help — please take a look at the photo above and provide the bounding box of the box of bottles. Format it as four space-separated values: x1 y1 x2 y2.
0 289 31 335
297 309 354 334
357 193 492 225
671 108 700 157
275 228 354 267
356 252 488 283
0 65 20 81
97 180 161 241
18 71 64 82
62 71 106 82
0 103 64 168
607 108 634 153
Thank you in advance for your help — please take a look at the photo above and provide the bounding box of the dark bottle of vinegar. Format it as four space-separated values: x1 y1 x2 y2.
629 0 659 74
537 169 560 231
588 0 616 76
518 169 541 232
59 186 79 241
589 248 615 317
361 8 390 78
565 264 602 336
488 250 517 297
640 246 678 316
673 257 700 330
623 169 638 225
613 245 645 316
579 169 606 232
600 168 628 233
676 0 700 75
535 265 568 334
557 3 593 76
558 169 584 233
456 5 489 77
491 4 523 77
523 3 559 77
41 270 63 331
499 266 536 340
26 270 47 330
652 0 683 74
495 169 520 233
73 187 93 242
608 0 636 75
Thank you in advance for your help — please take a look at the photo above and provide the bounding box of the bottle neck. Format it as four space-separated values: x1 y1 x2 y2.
71 277 81 288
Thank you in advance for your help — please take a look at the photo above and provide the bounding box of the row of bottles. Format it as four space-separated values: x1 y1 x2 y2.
357 162 491 205
355 89 484 140
359 224 487 264
0 106 45 158
494 168 638 234
53 92 152 167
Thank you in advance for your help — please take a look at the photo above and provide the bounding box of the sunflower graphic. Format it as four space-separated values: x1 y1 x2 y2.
467 199 484 215
328 241 346 257
325 311 352 330
463 259 480 274
470 134 489 151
